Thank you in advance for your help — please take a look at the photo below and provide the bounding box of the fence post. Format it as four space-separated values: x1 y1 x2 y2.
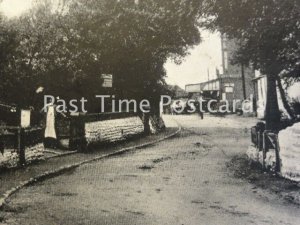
143 112 150 135
262 131 267 170
17 127 26 166
274 134 281 173
69 115 86 152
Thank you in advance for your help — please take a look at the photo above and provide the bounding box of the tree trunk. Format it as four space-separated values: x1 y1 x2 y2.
149 98 165 132
276 77 295 120
143 112 151 135
265 75 281 131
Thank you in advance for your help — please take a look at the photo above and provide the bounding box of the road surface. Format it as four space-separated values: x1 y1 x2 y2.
1 115 300 225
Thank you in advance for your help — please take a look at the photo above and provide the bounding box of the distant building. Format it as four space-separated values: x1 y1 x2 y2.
185 34 255 110
168 85 189 99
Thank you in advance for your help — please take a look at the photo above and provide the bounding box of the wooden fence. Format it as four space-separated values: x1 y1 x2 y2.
251 123 281 172
0 126 43 166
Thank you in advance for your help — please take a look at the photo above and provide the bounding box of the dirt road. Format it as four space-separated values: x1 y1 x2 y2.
1 115 299 225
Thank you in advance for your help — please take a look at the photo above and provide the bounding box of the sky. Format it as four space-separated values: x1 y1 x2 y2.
164 30 222 89
0 0 223 90
0 0 33 17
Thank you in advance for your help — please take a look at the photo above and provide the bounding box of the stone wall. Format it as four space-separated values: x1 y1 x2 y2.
278 122 300 182
0 144 44 169
247 146 276 171
0 127 44 169
85 116 144 145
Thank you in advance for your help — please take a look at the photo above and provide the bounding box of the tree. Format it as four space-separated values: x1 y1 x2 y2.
65 0 203 113
0 1 71 107
0 13 20 105
202 0 300 131
1 0 203 115
1 0 108 110
277 76 295 120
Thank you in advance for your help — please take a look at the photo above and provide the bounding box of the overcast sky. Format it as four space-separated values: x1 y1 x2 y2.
165 30 222 89
0 0 223 89
0 0 33 17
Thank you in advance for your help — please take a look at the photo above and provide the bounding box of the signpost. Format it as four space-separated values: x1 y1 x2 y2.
21 110 31 128
101 74 113 88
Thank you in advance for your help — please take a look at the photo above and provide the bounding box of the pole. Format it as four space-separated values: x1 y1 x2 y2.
252 81 257 114
18 127 26 166
241 63 247 100
207 68 210 81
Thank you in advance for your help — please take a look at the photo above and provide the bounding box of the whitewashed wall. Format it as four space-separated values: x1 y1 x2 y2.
279 122 300 182
0 144 44 169
85 116 144 145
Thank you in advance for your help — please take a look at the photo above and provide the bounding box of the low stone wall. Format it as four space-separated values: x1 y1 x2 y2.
85 116 144 146
247 146 276 171
278 122 300 182
0 127 44 170
0 144 44 169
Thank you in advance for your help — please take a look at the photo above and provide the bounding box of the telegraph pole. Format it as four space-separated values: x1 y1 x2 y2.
241 63 246 99
207 68 210 81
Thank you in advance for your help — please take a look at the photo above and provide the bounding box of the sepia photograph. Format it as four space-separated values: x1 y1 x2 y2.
0 0 299 224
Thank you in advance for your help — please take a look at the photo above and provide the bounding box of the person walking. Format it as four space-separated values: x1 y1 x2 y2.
194 98 204 120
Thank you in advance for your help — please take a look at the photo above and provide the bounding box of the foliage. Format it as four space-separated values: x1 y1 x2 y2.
202 0 300 130
0 0 203 112
202 0 300 77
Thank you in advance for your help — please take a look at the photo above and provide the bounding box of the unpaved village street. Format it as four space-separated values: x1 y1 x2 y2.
1 115 300 225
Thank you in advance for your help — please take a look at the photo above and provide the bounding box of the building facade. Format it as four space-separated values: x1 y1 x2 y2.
185 34 255 110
